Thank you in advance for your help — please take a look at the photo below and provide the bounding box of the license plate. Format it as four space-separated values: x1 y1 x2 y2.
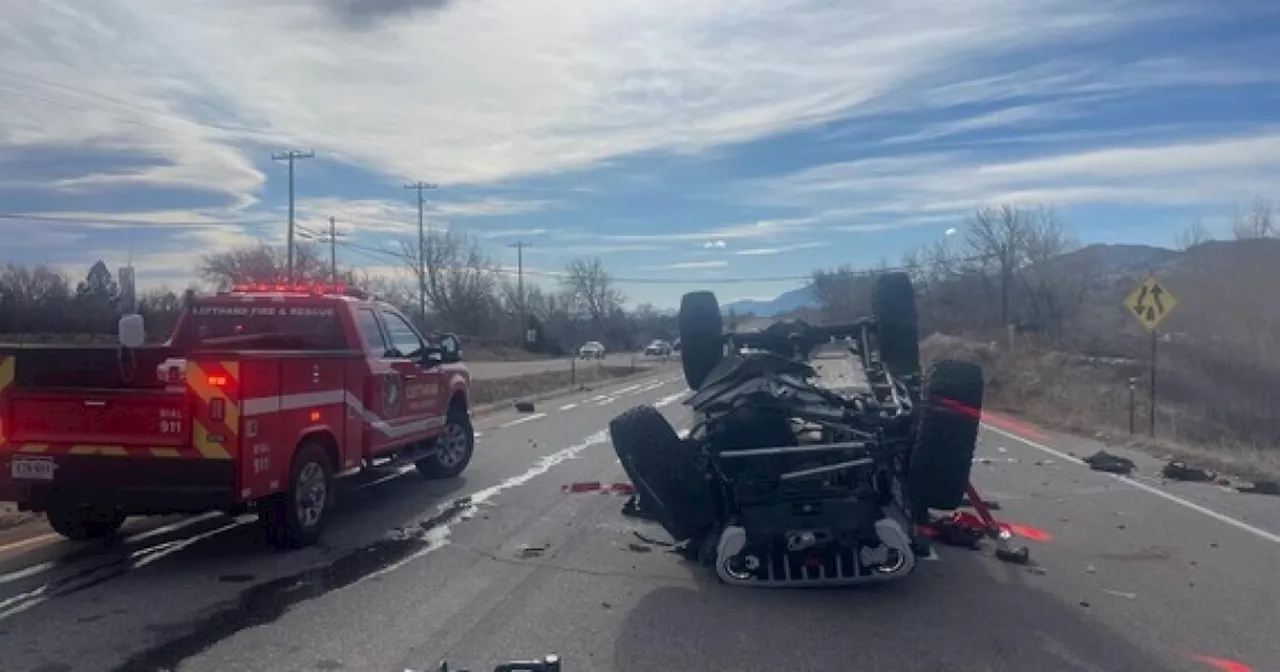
10 457 57 481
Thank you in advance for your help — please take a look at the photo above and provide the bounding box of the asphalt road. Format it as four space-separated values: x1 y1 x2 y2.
467 353 660 380
1 372 1277 672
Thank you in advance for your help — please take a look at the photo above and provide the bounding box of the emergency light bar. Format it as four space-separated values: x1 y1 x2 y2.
230 281 350 295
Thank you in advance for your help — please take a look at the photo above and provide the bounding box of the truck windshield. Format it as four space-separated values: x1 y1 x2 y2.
186 303 346 350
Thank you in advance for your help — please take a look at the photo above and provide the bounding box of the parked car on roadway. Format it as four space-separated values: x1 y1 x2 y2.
643 339 672 357
577 341 606 359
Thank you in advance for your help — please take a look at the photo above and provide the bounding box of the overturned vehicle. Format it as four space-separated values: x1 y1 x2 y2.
609 272 987 587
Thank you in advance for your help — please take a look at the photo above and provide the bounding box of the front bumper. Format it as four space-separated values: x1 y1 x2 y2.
1 453 237 515
714 513 917 587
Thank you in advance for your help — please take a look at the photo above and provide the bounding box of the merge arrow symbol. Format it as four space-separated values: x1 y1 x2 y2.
1151 285 1165 313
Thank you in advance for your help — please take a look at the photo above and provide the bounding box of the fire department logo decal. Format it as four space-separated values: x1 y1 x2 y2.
382 373 404 418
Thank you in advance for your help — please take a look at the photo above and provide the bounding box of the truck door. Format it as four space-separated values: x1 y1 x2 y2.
376 310 446 449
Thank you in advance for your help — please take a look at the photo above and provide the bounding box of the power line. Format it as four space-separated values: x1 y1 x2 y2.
272 150 315 282
404 181 439 325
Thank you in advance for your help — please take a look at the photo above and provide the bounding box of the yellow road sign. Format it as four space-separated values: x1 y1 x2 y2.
1124 276 1179 331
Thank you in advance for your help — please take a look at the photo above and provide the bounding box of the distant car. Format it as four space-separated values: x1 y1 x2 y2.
644 339 673 356
578 341 606 359
672 337 681 353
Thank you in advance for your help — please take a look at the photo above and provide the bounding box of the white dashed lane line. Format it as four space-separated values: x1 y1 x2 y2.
498 413 547 428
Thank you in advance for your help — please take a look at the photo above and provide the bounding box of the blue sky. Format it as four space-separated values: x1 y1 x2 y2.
2 0 1278 308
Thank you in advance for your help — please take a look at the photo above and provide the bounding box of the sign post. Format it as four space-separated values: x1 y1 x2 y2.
1122 276 1180 438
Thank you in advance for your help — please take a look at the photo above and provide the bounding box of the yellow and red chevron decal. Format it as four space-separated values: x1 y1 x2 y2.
186 360 239 461
12 444 202 458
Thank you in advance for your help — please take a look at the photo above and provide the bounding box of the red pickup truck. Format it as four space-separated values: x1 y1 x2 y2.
0 282 473 547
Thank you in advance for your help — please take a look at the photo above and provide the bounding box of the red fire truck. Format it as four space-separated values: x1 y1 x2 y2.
0 282 473 547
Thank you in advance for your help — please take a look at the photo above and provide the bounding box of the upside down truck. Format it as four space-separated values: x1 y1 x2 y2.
0 283 474 547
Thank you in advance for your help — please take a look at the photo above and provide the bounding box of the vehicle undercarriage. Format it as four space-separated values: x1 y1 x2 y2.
608 272 1017 587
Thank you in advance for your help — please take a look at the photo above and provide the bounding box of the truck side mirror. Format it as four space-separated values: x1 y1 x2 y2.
118 313 146 349
440 334 463 362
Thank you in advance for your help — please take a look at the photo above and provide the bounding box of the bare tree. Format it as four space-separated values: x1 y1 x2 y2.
399 227 501 334
811 265 874 322
562 256 623 323
0 264 72 332
1176 219 1213 250
1016 208 1083 337
963 204 1029 328
200 243 327 289
1231 198 1275 240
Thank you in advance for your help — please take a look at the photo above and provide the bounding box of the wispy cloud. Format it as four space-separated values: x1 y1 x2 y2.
759 131 1280 215
733 242 825 256
642 260 730 270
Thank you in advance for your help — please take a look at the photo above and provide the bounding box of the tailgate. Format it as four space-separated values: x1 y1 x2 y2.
7 389 189 451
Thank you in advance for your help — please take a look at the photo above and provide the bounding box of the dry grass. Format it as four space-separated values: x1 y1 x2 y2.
469 364 647 406
921 333 1280 482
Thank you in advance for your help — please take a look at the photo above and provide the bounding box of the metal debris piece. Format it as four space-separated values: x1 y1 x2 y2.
517 545 546 559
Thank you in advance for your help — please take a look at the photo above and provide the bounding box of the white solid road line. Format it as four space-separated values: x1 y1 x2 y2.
983 424 1280 545
558 403 579 411
499 413 547 428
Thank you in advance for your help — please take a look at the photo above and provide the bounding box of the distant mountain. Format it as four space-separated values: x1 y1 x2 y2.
723 285 816 317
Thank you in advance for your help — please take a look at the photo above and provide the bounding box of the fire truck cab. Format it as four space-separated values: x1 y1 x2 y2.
0 282 473 548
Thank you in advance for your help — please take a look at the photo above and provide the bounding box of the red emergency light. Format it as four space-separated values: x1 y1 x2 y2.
230 281 349 295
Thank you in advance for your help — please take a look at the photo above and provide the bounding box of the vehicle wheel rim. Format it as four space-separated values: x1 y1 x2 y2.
438 422 470 467
296 462 327 528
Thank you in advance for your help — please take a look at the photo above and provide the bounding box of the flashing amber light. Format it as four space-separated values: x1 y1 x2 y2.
309 410 322 422
207 375 228 387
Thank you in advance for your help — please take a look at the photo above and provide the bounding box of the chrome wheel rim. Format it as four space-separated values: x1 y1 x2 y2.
295 462 327 528
437 422 470 467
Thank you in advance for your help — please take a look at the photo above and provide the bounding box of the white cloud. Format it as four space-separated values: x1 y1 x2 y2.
761 131 1280 215
734 241 825 256
642 260 730 270
1 0 1176 194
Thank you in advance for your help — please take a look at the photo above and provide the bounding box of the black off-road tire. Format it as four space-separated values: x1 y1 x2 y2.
678 291 724 390
610 405 716 542
45 502 126 541
871 271 921 381
261 442 334 549
417 409 475 479
909 359 985 510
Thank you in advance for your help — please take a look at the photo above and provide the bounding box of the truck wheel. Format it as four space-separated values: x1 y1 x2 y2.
909 359 984 510
678 291 724 391
45 503 126 541
610 405 716 542
416 410 474 479
261 442 334 549
871 271 921 381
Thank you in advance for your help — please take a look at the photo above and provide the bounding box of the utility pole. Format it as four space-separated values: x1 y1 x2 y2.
272 150 315 282
328 216 338 284
509 241 531 343
404 181 438 326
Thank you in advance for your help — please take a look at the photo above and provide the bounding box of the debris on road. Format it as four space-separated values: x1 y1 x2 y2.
515 400 537 413
1239 480 1280 496
1102 588 1138 600
632 530 674 547
1084 450 1135 475
516 545 546 559
1161 460 1216 482
626 543 652 554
